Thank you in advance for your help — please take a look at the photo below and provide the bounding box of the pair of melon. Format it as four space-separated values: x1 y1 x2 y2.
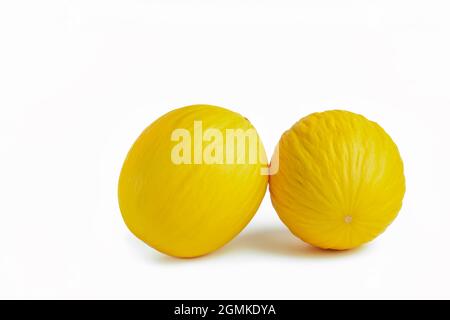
118 105 405 258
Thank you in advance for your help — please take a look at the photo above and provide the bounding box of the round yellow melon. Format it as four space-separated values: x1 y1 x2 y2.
118 105 268 258
269 110 406 250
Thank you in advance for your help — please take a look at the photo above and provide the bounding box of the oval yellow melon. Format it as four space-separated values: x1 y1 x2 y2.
269 110 406 250
119 105 268 258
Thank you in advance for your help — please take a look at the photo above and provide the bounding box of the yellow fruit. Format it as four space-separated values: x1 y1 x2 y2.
269 110 406 250
118 105 268 258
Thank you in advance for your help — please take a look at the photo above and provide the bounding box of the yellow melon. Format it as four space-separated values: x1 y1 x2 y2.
118 105 268 258
269 110 406 250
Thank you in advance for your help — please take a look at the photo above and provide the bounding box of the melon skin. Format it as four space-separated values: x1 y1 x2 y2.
269 110 406 250
118 105 268 258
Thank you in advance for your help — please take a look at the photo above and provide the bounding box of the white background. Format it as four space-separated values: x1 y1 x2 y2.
1 0 449 299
